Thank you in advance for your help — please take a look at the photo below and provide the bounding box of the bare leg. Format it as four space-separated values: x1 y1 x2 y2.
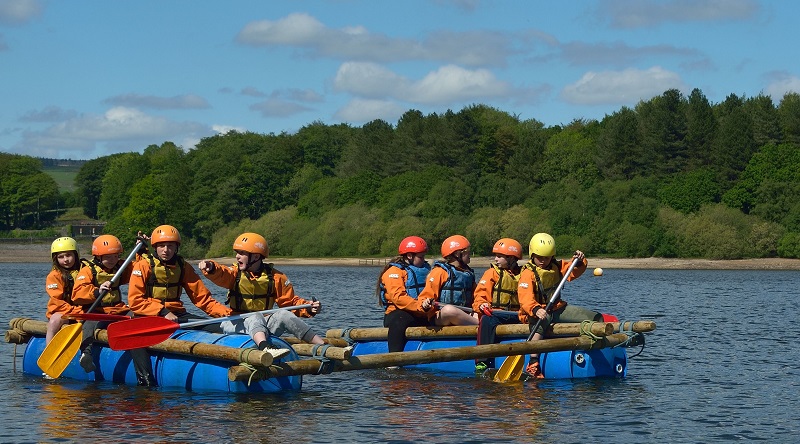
45 313 65 345
435 304 479 326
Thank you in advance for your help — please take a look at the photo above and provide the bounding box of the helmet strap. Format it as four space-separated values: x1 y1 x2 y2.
245 253 262 271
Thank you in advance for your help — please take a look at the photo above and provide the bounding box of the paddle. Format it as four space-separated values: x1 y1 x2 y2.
107 303 313 350
37 241 144 378
493 257 579 383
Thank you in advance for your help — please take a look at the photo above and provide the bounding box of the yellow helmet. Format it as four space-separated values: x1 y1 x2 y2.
151 225 181 245
233 232 268 257
51 237 78 257
529 233 555 257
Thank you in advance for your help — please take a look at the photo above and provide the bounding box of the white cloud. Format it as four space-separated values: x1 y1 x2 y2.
211 124 247 135
0 0 42 25
561 66 685 105
236 13 511 66
333 62 513 105
603 0 759 28
13 107 208 158
103 93 210 110
334 98 407 124
333 62 409 98
237 13 328 45
765 75 800 101
408 65 511 103
19 106 78 122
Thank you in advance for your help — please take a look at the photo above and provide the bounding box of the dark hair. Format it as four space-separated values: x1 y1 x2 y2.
375 255 407 307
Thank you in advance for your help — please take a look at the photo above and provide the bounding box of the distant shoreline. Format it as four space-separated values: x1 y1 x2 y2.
2 243 799 270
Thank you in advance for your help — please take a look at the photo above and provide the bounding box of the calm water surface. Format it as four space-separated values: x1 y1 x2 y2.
1 262 798 443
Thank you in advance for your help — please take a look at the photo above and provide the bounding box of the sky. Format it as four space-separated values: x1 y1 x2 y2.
1 0 799 161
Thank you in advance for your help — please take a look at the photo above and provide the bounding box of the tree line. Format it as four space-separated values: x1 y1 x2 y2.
3 88 800 259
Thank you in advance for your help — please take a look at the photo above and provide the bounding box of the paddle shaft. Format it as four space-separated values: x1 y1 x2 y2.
178 304 312 329
526 257 580 341
84 240 144 314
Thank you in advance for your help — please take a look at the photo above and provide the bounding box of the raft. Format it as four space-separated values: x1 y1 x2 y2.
327 318 653 379
9 318 302 393
349 338 627 378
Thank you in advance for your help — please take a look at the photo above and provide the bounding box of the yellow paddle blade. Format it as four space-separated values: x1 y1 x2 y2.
37 322 83 379
493 354 525 383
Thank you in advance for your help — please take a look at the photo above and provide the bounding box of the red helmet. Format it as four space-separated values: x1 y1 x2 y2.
441 235 470 257
398 236 428 255
493 238 523 259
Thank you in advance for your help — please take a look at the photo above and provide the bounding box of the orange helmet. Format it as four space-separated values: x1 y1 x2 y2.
493 238 523 259
151 225 181 245
92 235 123 256
398 236 428 255
233 232 268 256
441 235 470 257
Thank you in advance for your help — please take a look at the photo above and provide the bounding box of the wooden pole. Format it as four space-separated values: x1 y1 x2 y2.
229 333 631 381
9 318 276 367
324 320 647 342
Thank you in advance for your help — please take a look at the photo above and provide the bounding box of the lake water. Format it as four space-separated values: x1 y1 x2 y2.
1 262 798 443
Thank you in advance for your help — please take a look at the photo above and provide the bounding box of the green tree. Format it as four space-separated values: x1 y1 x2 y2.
596 107 642 179
777 92 800 144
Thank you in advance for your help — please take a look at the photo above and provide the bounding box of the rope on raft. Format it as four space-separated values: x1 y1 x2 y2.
237 363 265 386
338 327 356 345
579 320 603 342
310 344 334 375
611 320 646 358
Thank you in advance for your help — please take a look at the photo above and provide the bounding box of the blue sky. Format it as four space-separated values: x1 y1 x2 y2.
1 0 799 160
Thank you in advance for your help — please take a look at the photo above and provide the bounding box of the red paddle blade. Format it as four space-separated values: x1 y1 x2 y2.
106 317 180 350
63 313 131 322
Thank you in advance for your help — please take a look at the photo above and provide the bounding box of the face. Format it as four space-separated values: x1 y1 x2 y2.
56 251 76 269
409 252 426 267
155 242 178 261
99 253 120 269
455 249 471 265
532 254 552 268
494 253 514 269
235 250 252 269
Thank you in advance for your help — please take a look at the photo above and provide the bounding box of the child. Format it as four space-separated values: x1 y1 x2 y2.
72 234 155 386
473 238 523 373
44 237 86 345
198 232 323 357
127 225 232 323
376 236 435 353
518 232 602 378
416 235 479 327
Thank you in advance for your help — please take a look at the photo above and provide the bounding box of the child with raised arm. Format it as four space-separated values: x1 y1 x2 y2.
198 232 323 357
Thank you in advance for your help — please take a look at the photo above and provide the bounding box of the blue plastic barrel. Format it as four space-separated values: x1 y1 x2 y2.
23 331 302 393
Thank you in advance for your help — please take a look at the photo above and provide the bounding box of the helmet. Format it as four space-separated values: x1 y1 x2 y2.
151 225 181 245
233 232 268 256
493 238 522 259
398 236 428 255
51 237 78 256
441 235 470 257
529 233 555 257
92 235 123 256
